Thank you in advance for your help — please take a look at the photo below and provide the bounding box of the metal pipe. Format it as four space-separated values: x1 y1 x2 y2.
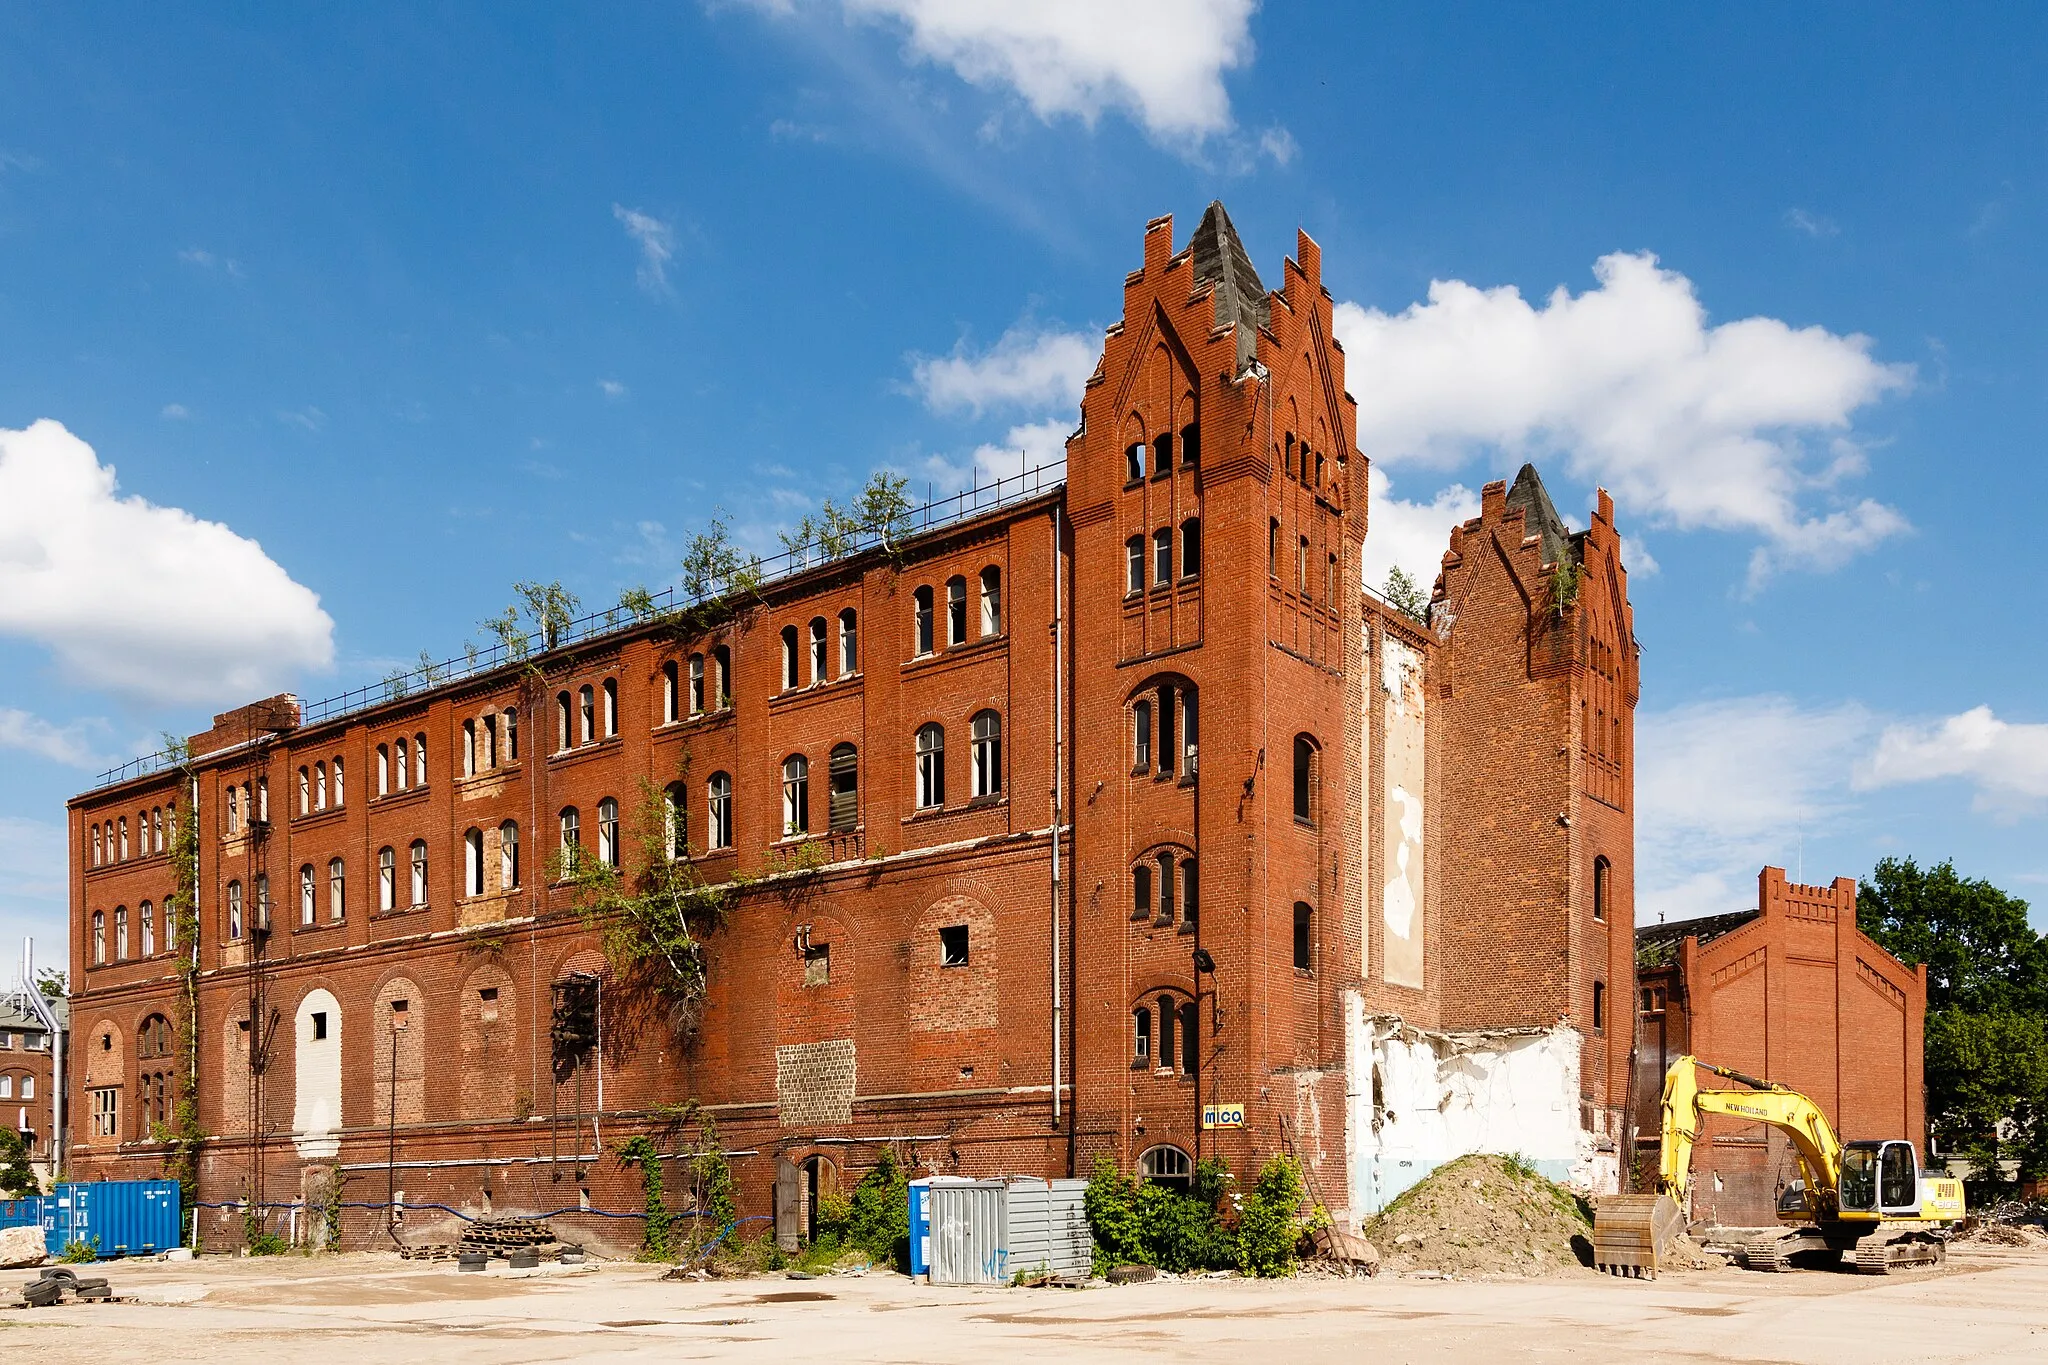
1050 501 1064 1130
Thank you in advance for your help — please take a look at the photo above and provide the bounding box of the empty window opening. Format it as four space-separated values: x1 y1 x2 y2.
1126 535 1145 594
1132 699 1153 770
1593 980 1606 1033
1593 856 1611 922
689 654 706 714
1180 519 1202 578
838 609 858 675
828 744 858 832
1293 734 1317 824
1125 441 1146 483
939 924 969 967
1180 422 1199 466
1152 431 1173 472
946 575 968 646
781 625 800 689
311 1011 328 1041
1131 863 1152 922
913 586 934 656
662 660 679 723
915 723 946 809
979 566 1001 636
603 678 618 736
809 617 828 683
578 684 595 744
1133 1007 1152 1066
1293 901 1313 971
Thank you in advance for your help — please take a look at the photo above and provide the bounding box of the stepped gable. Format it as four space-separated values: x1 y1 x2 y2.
1186 199 1270 371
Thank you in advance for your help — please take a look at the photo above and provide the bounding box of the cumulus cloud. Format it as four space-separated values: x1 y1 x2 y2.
754 0 1256 143
1334 252 1914 589
612 203 676 296
598 379 629 400
160 403 189 420
1636 695 1877 923
1359 467 1477 599
0 420 335 704
911 324 1096 417
1785 208 1839 239
1856 706 2048 816
0 707 112 769
920 416 1071 491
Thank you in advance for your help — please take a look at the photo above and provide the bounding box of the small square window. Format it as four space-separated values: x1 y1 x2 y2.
311 1011 328 1041
804 943 831 988
939 925 969 967
480 987 498 1002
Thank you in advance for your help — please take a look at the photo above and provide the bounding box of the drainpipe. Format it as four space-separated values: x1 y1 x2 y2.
1050 502 1064 1131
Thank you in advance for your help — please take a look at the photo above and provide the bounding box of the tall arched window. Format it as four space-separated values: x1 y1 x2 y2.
829 743 859 831
504 707 518 761
1155 850 1175 924
1593 856 1611 922
1153 526 1171 585
298 765 311 815
707 772 732 849
1126 535 1145 594
559 806 581 858
662 660 679 723
483 714 499 769
915 724 945 809
225 786 240 834
1130 862 1152 921
808 617 828 683
1593 979 1607 1033
781 756 809 835
1181 860 1198 929
598 797 620 866
300 864 316 925
556 691 572 750
313 760 326 809
712 645 731 708
92 909 106 962
1132 1005 1152 1066
413 734 426 787
1180 518 1202 578
913 586 934 656
578 685 595 744
92 825 102 867
1153 429 1174 471
1125 440 1146 483
1157 993 1177 1072
332 757 344 805
780 624 800 689
226 881 243 941
140 900 155 955
328 857 346 920
377 743 391 795
377 847 395 911
464 828 485 896
1293 901 1313 971
253 873 270 929
688 653 706 714
1180 421 1199 466
664 783 687 858
602 677 618 736
838 609 858 675
970 711 1002 798
409 840 428 906
979 567 1001 636
499 821 519 889
1133 698 1152 770
1269 517 1280 577
257 777 269 822
119 816 130 858
462 721 477 777
1293 734 1317 824
115 905 129 959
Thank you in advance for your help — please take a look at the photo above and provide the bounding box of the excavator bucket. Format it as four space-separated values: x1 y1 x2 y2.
1592 1194 1683 1278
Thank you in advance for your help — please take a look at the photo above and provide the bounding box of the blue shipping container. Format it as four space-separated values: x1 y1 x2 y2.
19 1181 182 1259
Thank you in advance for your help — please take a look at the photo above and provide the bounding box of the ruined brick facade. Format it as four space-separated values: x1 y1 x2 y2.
63 203 1640 1248
1633 867 1928 1226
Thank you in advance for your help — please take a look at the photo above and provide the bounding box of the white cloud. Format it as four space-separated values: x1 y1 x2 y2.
598 379 629 400
0 815 68 953
1785 208 1839 239
178 247 244 278
1257 124 1298 167
277 406 324 432
1334 252 1914 589
910 324 1096 417
1359 467 1477 599
612 203 675 296
0 420 335 704
160 403 189 420
1856 706 2048 816
0 707 111 769
831 0 1257 143
920 417 1071 492
1636 695 1876 923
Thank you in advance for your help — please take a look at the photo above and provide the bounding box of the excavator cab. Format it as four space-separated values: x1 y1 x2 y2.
1837 1140 1921 1219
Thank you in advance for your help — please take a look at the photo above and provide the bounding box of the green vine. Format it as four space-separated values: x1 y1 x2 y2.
616 1134 675 1261
161 734 207 1215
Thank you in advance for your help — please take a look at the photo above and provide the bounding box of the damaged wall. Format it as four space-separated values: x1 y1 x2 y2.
1343 992 1613 1217
1380 638 1426 991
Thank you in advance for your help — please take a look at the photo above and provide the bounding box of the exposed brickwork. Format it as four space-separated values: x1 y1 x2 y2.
1634 867 1928 1225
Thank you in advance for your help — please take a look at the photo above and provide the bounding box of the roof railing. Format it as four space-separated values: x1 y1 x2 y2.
90 458 1067 791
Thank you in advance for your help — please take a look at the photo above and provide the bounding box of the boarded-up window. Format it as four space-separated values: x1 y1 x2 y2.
828 744 859 832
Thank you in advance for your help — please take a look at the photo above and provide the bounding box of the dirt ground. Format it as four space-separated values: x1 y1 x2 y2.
5 1244 2045 1364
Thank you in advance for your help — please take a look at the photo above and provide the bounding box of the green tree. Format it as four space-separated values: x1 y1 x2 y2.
1382 566 1429 623
0 1126 38 1198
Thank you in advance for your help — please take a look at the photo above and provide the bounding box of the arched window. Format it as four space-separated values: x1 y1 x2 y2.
115 905 129 959
412 734 426 787
1269 517 1280 578
1153 526 1171 585
1133 698 1152 770
464 828 484 896
332 757 344 805
1132 1005 1152 1066
139 1014 172 1059
119 816 130 859
499 821 520 889
1130 862 1151 921
1180 422 1199 466
483 713 498 768
780 624 800 689
662 660 679 723
970 711 1002 798
409 840 428 906
1180 690 1198 776
140 900 155 956
377 848 395 911
828 743 859 831
707 772 732 849
663 783 687 858
980 567 1001 636
808 617 828 683
298 765 311 814
377 743 390 795
781 756 809 835
1157 994 1177 1071
312 760 326 809
838 609 858 676
1156 850 1176 924
395 737 410 791
92 909 106 962
1125 440 1145 483
226 881 243 941
603 677 618 736
1179 999 1197 1073
328 857 345 920
1293 734 1317 824
559 806 581 858
300 864 316 925
1180 518 1202 578
578 685 594 744
92 825 102 866
225 786 240 834
688 653 706 715
462 721 477 776
1593 980 1607 1033
556 691 572 751
1298 534 1310 592
1593 856 1611 922
946 575 967 646
1293 901 1313 971
253 873 270 929
1180 859 1198 927
504 707 518 761
1152 430 1173 471
915 723 945 809
712 645 732 707
598 797 621 866
1125 535 1145 594
257 778 269 822
913 586 934 656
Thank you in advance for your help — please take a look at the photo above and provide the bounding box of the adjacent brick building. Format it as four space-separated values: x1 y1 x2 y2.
2 981 62 1186
62 203 1642 1249
1633 866 1928 1227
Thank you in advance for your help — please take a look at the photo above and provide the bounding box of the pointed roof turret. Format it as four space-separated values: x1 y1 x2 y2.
1504 463 1573 567
1188 200 1269 372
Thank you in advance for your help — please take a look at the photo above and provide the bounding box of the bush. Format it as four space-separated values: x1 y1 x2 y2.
1235 1154 1311 1278
58 1237 100 1264
815 1146 911 1269
1083 1155 1235 1275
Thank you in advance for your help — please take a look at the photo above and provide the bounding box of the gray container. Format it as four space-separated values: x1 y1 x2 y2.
926 1177 1092 1286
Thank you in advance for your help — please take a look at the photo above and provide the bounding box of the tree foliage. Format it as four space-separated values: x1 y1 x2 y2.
1382 566 1429 624
780 472 915 565
1082 1155 1235 1275
0 1126 38 1198
815 1146 912 1268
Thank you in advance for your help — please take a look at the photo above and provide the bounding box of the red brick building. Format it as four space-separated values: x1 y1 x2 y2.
63 203 1641 1248
1633 866 1928 1226
2 981 61 1185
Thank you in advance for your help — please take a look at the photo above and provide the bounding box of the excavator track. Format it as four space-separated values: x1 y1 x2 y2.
1738 1238 1793 1273
1852 1232 1947 1275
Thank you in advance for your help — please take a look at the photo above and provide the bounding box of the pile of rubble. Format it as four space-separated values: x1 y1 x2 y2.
1955 1199 2048 1247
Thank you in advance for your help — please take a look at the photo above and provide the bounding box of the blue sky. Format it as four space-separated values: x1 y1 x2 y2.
4 3 2046 962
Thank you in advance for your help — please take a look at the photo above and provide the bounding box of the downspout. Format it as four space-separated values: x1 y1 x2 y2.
1050 502 1063 1131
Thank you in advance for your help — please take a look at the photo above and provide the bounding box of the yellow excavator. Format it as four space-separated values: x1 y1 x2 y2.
1594 1055 1965 1276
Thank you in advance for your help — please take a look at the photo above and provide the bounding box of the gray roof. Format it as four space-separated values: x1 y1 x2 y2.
1505 463 1574 567
1635 910 1761 970
1188 200 1269 373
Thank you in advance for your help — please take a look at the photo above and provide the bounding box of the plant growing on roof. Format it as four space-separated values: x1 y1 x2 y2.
1383 566 1430 624
682 514 766 620
779 471 916 568
1549 558 1583 617
515 580 583 650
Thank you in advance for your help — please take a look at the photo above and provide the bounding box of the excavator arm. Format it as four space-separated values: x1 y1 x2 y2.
1658 1055 1844 1211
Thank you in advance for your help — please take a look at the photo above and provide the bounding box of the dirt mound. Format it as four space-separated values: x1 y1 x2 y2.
1365 1154 1593 1278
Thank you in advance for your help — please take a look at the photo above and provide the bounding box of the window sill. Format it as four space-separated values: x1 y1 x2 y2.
372 786 431 810
547 736 623 768
371 905 429 923
456 764 521 787
290 805 349 830
903 796 1006 826
900 634 1008 674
